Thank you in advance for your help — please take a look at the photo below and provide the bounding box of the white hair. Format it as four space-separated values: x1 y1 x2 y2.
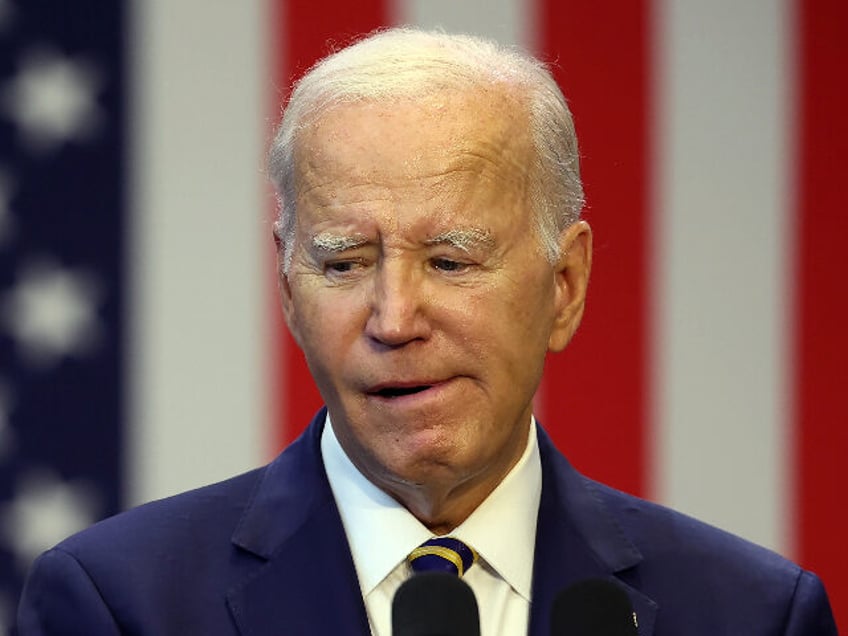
268 27 584 271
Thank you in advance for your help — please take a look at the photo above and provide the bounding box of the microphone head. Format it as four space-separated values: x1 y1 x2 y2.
392 572 480 636
551 578 638 636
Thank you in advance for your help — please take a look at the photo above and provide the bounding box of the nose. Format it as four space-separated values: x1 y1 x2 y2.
364 261 431 347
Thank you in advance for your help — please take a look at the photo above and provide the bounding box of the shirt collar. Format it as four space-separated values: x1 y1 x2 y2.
451 420 541 600
321 413 541 600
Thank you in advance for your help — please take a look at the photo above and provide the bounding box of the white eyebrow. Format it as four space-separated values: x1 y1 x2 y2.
425 228 494 253
311 232 369 253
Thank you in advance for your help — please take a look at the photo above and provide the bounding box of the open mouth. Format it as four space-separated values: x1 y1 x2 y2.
370 385 433 398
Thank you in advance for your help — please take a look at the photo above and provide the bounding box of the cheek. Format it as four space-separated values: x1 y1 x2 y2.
289 290 341 360
482 278 554 344
295 283 360 334
295 292 374 389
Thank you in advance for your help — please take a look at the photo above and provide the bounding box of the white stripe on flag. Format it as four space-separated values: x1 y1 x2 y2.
394 0 532 49
652 0 793 552
126 0 271 506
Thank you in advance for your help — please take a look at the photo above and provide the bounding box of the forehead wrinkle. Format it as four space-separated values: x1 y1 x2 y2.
311 231 370 253
455 142 529 177
425 228 494 253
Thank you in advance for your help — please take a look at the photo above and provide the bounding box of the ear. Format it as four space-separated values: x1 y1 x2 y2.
274 230 303 348
548 220 592 352
278 269 302 347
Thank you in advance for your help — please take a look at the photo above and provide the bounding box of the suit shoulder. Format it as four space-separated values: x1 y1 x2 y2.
586 477 800 579
586 479 837 632
57 465 266 559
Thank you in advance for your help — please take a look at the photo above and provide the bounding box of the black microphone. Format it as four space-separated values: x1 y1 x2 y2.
392 572 480 636
551 578 638 636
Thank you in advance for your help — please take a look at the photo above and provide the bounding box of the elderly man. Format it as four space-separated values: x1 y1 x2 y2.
18 28 836 636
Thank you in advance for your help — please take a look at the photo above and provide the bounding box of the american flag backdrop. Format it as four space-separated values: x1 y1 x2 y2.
0 0 845 633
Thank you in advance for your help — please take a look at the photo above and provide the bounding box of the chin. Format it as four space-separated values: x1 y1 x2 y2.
373 447 463 484
397 450 491 490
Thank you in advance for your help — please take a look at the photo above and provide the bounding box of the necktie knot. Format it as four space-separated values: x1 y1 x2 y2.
408 537 477 577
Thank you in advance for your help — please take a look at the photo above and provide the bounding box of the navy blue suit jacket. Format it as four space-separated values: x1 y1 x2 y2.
18 410 837 634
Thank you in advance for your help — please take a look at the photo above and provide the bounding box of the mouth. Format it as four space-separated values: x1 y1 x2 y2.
367 383 435 399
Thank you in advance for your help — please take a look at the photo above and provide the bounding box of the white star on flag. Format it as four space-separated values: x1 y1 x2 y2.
1 260 102 367
0 469 100 573
1 49 102 153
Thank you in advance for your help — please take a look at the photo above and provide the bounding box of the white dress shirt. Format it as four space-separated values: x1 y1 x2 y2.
321 414 542 636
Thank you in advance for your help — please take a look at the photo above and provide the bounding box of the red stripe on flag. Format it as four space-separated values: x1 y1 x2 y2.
794 0 848 628
536 2 652 496
270 0 390 448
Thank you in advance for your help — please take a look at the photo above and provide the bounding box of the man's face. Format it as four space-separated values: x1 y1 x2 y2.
280 88 590 524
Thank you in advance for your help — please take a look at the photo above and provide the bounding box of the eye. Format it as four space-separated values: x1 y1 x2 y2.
327 261 356 273
324 259 366 279
430 257 469 273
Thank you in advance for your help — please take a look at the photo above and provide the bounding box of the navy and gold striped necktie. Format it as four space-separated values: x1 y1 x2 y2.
408 537 477 577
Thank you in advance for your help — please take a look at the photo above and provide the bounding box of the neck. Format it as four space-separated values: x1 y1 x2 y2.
390 480 501 535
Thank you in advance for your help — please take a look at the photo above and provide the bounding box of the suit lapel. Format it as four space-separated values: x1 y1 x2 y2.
226 410 371 636
529 427 658 636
